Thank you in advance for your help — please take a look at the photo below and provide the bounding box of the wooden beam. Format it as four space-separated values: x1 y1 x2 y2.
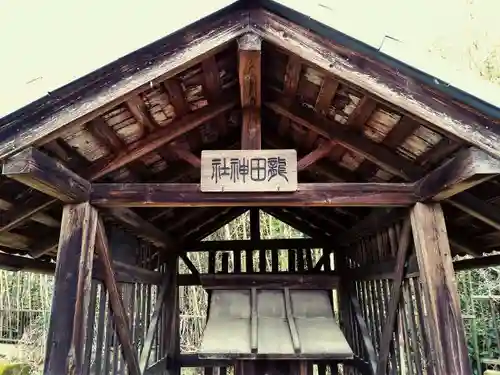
377 218 412 375
90 182 417 207
0 11 248 160
416 147 500 200
95 218 141 375
43 203 98 375
345 96 377 131
266 101 422 180
238 33 262 150
410 203 471 375
252 10 500 160
87 99 237 179
199 273 339 289
297 141 334 171
3 147 90 203
187 238 328 252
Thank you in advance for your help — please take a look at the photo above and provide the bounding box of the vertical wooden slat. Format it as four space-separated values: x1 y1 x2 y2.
377 218 411 375
43 203 98 375
221 252 229 274
95 219 140 375
410 203 471 375
93 285 107 374
233 250 242 273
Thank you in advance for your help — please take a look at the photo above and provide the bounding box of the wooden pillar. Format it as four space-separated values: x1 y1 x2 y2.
238 33 262 150
410 203 471 375
43 203 98 375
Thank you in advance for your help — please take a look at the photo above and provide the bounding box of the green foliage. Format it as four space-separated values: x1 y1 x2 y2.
0 362 31 375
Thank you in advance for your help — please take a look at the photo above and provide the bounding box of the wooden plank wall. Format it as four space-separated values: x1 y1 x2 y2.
83 238 177 375
343 221 433 375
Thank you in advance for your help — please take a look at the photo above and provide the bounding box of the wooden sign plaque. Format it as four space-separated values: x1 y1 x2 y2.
200 149 298 192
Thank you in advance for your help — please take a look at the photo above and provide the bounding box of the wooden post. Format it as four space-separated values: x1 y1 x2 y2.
238 32 262 150
43 203 98 375
410 203 471 375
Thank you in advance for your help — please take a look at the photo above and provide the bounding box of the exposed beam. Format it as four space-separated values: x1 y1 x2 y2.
252 10 500 160
164 79 190 117
87 99 237 179
416 147 500 201
266 101 421 180
187 238 329 252
0 11 248 159
297 141 334 171
87 117 149 177
90 182 417 208
346 96 377 132
238 33 262 149
410 203 470 375
199 273 339 289
3 147 90 203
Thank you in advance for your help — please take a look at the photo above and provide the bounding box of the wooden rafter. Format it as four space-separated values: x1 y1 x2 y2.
0 11 248 160
252 9 500 159
267 101 421 180
345 96 377 132
239 32 262 150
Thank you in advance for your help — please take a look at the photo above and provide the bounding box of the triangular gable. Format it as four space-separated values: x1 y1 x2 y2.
0 0 499 163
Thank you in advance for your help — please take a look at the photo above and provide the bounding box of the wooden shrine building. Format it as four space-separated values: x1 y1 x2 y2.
0 1 499 374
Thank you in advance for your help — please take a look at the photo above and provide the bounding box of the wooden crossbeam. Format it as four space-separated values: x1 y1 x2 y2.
3 147 90 203
90 182 417 207
199 273 339 289
187 238 329 252
410 203 470 375
416 147 500 200
43 203 98 375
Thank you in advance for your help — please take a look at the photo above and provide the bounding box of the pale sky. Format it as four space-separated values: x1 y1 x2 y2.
0 0 498 118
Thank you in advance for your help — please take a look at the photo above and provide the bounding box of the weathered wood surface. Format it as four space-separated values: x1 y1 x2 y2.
88 99 237 179
199 273 340 289
266 101 421 180
376 218 411 375
0 10 248 159
239 33 262 150
251 9 500 160
43 203 98 375
200 149 298 192
349 295 377 375
187 238 328 252
416 147 500 200
3 147 90 203
95 218 141 375
410 203 471 375
90 182 417 207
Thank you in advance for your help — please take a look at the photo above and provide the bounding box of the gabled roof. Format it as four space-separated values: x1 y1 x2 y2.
0 0 499 264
